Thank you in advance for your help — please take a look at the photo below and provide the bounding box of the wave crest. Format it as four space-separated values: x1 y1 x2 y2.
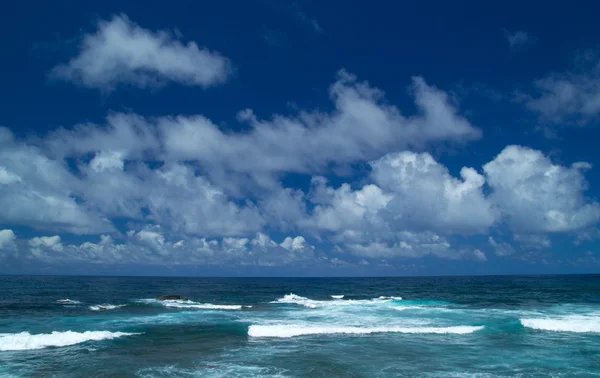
56 299 81 304
89 304 126 311
0 330 139 351
271 293 402 308
248 324 484 338
520 316 600 333
138 299 245 310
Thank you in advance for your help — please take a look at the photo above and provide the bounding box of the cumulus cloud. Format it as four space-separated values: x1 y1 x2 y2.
505 30 534 50
5 53 600 268
144 164 264 236
370 151 496 234
302 151 496 248
29 235 64 259
51 14 231 91
17 228 315 267
484 145 600 233
159 71 480 183
72 154 265 236
293 145 599 260
0 128 114 234
0 229 17 252
342 231 486 262
44 71 479 189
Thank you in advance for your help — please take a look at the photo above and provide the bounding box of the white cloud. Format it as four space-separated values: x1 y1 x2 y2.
302 151 496 250
0 166 22 184
45 113 159 160
157 71 481 178
370 151 496 234
29 235 64 259
0 128 114 234
307 179 392 234
295 146 599 260
89 150 125 172
505 30 534 50
41 71 480 195
19 229 315 266
522 52 600 124
343 231 485 261
488 236 516 256
472 249 488 262
484 145 600 233
144 163 265 237
0 229 17 252
513 234 551 250
51 14 231 91
280 236 312 251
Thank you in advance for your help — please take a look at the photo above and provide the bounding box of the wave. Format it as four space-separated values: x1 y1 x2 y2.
272 294 319 308
248 324 484 338
89 304 126 311
138 299 245 310
0 330 139 351
271 293 402 309
56 299 81 304
377 296 403 301
520 316 600 333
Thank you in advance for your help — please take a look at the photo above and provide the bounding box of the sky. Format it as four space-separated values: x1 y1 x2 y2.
1 0 600 276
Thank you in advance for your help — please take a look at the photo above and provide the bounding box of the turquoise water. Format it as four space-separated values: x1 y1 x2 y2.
1 275 599 377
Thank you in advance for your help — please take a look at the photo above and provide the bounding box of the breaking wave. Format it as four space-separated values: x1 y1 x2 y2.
520 316 600 333
248 324 484 338
89 304 126 311
271 293 402 309
138 299 245 310
0 331 139 351
56 299 81 304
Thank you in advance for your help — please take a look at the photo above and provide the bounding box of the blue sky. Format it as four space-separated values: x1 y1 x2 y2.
1 0 600 276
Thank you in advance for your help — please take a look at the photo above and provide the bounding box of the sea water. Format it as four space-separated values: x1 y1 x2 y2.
0 275 599 377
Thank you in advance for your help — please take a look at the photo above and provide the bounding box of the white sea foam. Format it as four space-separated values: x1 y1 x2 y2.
248 324 484 338
89 304 126 311
271 293 402 308
272 294 319 308
520 316 600 333
56 299 81 304
0 330 139 351
162 301 244 310
138 299 245 310
377 296 403 301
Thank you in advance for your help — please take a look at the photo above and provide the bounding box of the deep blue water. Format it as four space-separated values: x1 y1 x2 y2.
1 275 599 377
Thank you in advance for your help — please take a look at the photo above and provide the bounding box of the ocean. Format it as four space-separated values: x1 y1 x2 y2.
0 275 599 377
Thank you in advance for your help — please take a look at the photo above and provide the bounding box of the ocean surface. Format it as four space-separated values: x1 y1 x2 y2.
1 275 599 377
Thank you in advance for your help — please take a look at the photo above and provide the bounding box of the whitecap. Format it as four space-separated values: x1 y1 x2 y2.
0 330 139 351
137 299 245 310
271 293 402 308
89 304 126 311
330 295 344 299
377 296 403 301
248 324 484 338
162 302 244 310
56 299 81 304
271 294 318 308
520 316 600 333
